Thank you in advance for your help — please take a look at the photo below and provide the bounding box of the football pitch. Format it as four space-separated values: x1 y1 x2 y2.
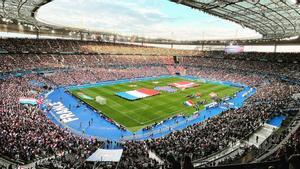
68 77 240 132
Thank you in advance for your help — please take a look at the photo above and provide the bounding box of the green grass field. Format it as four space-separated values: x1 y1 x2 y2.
69 77 240 132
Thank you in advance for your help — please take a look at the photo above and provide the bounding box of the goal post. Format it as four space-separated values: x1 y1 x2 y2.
96 96 106 105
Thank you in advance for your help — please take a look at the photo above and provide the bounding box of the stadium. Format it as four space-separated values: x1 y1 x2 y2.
0 0 300 169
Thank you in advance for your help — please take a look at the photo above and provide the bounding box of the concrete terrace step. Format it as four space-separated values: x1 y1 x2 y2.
246 124 276 148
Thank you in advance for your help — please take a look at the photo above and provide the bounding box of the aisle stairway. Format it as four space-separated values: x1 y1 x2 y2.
246 124 277 148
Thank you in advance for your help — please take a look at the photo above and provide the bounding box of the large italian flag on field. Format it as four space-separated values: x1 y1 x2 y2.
116 88 160 101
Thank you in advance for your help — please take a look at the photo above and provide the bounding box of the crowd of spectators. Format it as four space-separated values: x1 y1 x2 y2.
0 38 195 55
44 66 170 86
0 54 175 73
180 55 300 80
265 127 300 169
0 39 300 169
0 76 102 166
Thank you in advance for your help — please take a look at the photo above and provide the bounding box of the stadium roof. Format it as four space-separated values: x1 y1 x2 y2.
0 0 299 41
0 0 50 27
171 0 300 39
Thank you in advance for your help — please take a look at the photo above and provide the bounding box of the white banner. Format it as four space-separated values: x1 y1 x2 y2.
86 149 123 162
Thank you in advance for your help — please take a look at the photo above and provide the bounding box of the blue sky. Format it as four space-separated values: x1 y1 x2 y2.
37 0 261 40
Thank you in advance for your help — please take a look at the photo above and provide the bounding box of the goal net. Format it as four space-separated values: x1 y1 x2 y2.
96 96 106 105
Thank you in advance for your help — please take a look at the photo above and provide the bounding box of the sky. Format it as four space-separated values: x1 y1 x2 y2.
36 0 262 40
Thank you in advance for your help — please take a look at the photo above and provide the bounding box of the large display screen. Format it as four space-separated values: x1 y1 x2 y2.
225 45 244 54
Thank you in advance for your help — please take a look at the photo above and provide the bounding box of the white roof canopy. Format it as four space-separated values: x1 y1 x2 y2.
86 149 123 162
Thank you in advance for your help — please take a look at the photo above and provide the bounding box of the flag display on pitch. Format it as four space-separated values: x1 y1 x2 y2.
169 81 199 89
184 100 194 107
116 88 160 100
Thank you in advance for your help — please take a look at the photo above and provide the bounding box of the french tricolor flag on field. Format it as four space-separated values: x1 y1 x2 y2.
116 88 160 100
184 100 194 107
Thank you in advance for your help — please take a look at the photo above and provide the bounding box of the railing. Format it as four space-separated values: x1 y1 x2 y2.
192 123 262 166
19 155 55 169
254 113 300 162
195 160 281 169
194 142 242 168
121 113 206 140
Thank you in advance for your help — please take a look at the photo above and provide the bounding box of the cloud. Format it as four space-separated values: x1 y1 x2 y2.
37 0 261 40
